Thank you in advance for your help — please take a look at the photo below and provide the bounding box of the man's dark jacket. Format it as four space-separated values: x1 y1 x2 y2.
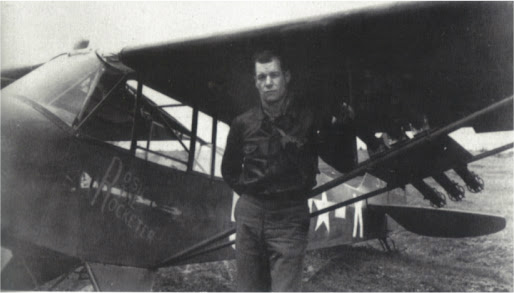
221 96 356 197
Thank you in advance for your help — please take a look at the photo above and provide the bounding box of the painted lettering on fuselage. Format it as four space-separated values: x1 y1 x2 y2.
82 157 164 244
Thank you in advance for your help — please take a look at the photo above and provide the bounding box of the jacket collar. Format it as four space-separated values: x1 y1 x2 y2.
257 92 298 121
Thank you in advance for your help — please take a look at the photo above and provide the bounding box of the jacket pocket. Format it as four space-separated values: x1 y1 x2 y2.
242 143 266 186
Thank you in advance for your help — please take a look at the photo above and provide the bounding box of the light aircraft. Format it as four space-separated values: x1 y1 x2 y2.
1 1 512 291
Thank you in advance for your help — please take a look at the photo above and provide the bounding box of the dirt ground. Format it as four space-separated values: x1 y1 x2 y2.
43 151 513 291
152 152 513 292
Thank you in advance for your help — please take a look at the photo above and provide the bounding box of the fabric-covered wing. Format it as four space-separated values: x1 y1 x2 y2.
119 2 512 133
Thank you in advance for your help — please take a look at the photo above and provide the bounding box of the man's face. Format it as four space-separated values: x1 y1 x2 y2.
255 58 290 105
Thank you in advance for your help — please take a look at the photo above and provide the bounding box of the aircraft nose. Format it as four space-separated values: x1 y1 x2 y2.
1 95 74 177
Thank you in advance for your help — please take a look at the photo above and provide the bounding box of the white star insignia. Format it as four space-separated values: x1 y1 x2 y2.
309 192 346 232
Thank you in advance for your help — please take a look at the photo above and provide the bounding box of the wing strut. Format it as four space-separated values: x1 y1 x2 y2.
152 227 236 269
187 105 199 171
130 76 144 155
211 114 218 179
469 142 514 163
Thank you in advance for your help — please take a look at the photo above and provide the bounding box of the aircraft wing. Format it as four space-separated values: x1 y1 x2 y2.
119 1 512 134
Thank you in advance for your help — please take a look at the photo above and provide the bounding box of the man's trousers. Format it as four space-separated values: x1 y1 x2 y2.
234 194 310 292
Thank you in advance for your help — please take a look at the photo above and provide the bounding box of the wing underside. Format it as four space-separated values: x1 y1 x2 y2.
119 2 512 133
369 204 506 238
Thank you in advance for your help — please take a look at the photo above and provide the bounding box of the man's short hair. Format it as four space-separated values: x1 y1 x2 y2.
252 50 289 72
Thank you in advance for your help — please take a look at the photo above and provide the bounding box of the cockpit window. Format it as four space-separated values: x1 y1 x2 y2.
77 80 135 145
126 81 229 177
2 53 117 126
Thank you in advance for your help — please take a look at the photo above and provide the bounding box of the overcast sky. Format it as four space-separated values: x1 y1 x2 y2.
1 1 387 68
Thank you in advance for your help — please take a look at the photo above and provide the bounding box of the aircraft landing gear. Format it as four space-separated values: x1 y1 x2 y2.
378 237 396 253
84 262 101 291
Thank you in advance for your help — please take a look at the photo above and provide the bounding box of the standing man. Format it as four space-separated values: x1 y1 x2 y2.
221 50 320 291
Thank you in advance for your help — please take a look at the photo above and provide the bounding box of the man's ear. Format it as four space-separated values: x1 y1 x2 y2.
285 70 291 84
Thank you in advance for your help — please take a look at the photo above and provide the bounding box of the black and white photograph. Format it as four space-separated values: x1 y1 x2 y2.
1 1 513 291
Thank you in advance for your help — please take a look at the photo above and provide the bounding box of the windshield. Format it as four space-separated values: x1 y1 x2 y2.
2 52 106 125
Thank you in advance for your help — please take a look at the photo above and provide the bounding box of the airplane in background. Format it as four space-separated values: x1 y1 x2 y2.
1 1 512 291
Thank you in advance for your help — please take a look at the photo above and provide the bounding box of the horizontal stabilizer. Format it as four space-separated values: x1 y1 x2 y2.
369 204 505 238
